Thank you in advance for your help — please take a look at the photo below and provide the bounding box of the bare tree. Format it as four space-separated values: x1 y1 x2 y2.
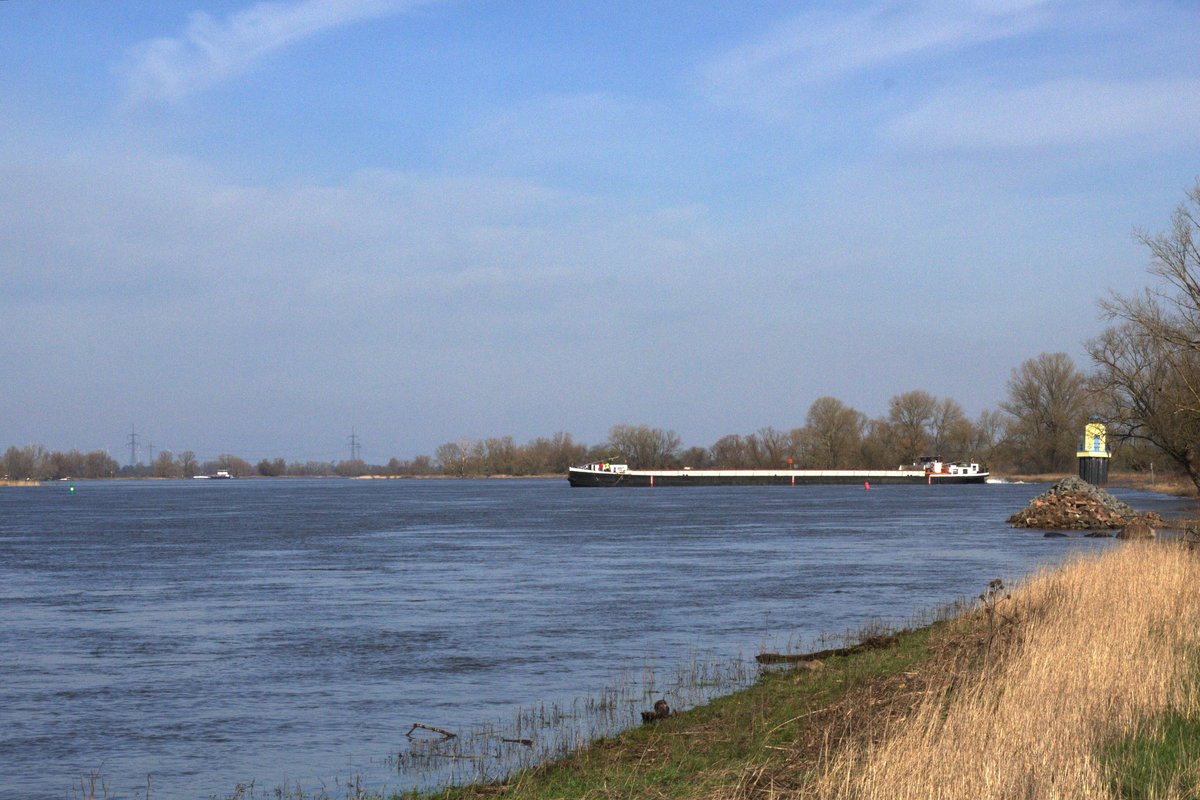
3 445 47 480
46 449 84 479
481 436 517 475
1088 181 1200 487
1089 317 1200 488
517 432 587 474
678 446 712 468
153 450 181 478
335 458 370 477
888 390 938 463
965 409 1005 464
606 424 681 469
257 457 287 477
799 396 866 468
708 435 746 468
1000 352 1088 473
435 439 478 477
744 426 791 468
206 454 253 477
929 398 968 455
1111 179 1200 363
860 418 900 468
81 450 118 478
178 451 198 478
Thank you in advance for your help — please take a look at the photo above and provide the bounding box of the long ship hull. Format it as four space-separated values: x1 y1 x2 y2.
567 466 989 487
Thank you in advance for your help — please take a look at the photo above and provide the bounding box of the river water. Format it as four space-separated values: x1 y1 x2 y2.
0 478 1187 798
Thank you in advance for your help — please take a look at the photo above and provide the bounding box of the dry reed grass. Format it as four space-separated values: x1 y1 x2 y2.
789 543 1200 800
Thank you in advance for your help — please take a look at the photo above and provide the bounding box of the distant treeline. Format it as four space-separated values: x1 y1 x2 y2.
424 354 1165 477
0 433 590 480
1 352 1173 481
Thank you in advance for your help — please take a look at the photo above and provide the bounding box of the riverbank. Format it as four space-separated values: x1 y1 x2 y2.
0 479 40 487
409 540 1200 800
1001 470 1199 498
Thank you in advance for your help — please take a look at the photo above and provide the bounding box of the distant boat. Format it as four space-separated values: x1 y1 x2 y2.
567 456 989 487
193 470 235 480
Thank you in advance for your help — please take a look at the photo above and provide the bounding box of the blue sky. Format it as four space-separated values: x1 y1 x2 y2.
1 0 1197 463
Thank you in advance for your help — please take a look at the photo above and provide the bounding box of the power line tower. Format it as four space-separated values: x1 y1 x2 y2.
348 428 361 462
127 425 139 466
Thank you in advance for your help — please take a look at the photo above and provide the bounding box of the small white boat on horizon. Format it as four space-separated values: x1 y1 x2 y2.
193 470 235 480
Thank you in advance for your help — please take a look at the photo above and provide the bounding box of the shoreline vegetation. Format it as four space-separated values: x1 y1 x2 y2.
166 529 1200 800
407 538 1200 800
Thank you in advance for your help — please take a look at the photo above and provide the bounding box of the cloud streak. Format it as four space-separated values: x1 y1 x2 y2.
886 78 1200 150
121 0 420 105
702 0 1054 116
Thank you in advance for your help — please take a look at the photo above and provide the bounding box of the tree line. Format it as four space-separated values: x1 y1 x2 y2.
438 365 1084 476
6 181 1200 488
0 364 1099 481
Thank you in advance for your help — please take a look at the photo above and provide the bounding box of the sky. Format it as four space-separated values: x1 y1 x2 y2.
1 0 1197 464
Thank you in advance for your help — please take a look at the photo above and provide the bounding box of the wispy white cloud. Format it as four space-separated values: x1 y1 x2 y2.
701 0 1055 116
0 148 733 449
885 78 1200 150
121 0 421 105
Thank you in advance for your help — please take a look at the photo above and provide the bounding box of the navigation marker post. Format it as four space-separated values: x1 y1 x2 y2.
1077 418 1111 486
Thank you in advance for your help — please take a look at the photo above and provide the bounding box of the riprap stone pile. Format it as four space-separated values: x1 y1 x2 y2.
1007 476 1164 531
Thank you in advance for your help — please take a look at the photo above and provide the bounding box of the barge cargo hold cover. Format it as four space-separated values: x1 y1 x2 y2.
567 457 988 487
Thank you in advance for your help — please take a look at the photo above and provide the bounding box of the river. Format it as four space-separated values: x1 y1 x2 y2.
0 478 1185 798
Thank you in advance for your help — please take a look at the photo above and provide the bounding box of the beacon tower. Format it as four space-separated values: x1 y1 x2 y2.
1077 418 1111 485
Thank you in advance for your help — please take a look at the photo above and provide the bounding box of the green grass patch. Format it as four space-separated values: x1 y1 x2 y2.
1103 712 1200 799
409 623 941 800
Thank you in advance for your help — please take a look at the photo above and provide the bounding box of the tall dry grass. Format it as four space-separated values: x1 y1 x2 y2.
808 543 1200 800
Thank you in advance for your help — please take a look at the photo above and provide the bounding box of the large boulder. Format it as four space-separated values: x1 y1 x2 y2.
1008 477 1164 531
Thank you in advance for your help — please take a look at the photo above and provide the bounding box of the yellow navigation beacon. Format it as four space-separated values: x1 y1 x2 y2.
1077 419 1111 485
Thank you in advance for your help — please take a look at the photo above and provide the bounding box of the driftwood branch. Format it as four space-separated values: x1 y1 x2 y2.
756 634 899 665
406 722 457 740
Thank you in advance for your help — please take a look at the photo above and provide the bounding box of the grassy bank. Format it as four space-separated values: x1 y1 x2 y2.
402 542 1200 800
809 541 1200 800
0 479 40 487
415 624 942 800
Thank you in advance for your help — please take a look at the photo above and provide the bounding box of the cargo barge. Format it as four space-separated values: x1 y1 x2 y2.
567 457 988 487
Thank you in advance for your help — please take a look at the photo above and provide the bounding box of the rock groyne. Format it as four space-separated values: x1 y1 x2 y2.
1007 476 1163 531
